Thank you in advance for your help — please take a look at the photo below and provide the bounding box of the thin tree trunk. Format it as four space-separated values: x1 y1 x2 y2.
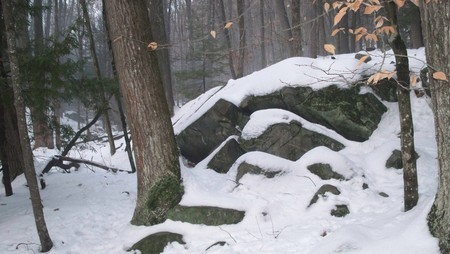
79 0 116 155
384 1 418 212
2 0 53 250
291 0 302 56
218 0 237 79
259 0 266 68
273 0 294 57
236 0 246 78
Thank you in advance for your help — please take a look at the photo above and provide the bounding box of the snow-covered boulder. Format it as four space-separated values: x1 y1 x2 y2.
240 120 344 161
176 99 248 163
240 85 387 142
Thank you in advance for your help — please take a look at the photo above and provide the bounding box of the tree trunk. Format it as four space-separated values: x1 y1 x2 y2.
0 100 13 196
79 0 116 155
147 0 175 115
273 0 294 57
218 0 237 79
104 0 183 226
291 0 302 56
101 0 136 173
2 0 53 251
384 1 418 212
259 0 266 68
409 5 423 49
236 0 246 78
420 2 450 252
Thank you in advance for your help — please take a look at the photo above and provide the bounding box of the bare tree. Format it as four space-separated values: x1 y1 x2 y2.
2 0 53 250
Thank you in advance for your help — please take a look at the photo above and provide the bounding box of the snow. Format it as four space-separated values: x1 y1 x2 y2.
0 48 441 253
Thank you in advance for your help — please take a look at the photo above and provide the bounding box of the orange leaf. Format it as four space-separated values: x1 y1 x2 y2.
364 5 382 15
331 28 341 37
433 71 448 81
324 44 336 55
411 73 418 87
334 7 348 26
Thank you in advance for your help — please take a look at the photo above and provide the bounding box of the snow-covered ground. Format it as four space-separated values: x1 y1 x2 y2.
0 49 440 253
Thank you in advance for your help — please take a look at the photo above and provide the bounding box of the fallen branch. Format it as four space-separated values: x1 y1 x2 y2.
55 155 131 173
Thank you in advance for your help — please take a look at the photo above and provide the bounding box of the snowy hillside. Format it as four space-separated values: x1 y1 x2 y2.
0 49 440 253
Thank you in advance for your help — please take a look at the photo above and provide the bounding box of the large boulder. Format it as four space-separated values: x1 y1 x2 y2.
207 138 246 173
176 99 249 163
167 205 245 226
240 120 344 161
235 161 282 182
130 232 185 254
240 85 387 142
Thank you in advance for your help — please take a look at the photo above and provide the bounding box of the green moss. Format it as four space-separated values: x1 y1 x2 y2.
130 232 185 254
133 173 184 226
167 205 245 226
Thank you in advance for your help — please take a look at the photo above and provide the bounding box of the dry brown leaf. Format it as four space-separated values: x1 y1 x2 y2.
210 30 216 39
324 44 336 55
334 7 348 26
148 42 158 50
324 2 330 13
433 71 448 81
357 55 370 66
411 73 418 87
224 22 233 29
331 28 341 37
387 71 397 80
364 5 382 15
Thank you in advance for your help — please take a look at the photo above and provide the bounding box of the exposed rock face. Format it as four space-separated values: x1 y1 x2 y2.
307 163 346 180
240 85 387 142
130 232 185 254
166 205 245 226
176 99 249 163
235 162 282 182
240 121 344 161
308 184 341 207
331 204 350 217
369 78 398 102
207 138 246 173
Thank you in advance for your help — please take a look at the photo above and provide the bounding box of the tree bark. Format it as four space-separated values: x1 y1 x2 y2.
236 0 246 78
104 0 183 226
259 0 266 68
420 2 450 252
273 0 294 57
2 0 53 251
384 1 418 212
291 0 302 56
101 0 136 173
218 0 237 79
148 0 175 115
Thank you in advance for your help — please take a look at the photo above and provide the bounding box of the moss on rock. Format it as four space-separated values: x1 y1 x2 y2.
130 232 185 254
167 205 245 226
